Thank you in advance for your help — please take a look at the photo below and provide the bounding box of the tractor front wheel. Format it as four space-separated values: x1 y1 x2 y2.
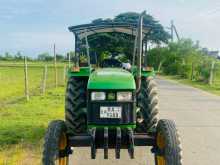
154 119 182 165
42 120 70 165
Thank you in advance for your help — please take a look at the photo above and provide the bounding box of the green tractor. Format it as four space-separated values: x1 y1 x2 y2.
42 11 182 165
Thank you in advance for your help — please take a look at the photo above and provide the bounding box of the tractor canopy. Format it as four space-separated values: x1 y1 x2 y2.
88 68 135 90
68 22 151 40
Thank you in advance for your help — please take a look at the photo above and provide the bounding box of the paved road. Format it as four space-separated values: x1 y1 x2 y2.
70 77 220 165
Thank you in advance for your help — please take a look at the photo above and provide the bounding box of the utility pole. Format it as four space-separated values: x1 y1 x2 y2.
54 44 58 88
171 20 174 42
171 20 180 42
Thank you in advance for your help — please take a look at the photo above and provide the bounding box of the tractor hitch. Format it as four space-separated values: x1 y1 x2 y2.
68 127 155 159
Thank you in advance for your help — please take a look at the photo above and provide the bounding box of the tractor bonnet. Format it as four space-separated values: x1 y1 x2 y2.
88 68 136 90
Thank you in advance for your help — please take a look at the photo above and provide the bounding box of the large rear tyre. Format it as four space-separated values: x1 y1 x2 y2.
42 120 69 165
154 119 182 165
136 76 159 133
65 77 87 135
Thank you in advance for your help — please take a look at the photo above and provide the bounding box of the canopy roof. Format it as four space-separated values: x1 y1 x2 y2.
68 22 152 39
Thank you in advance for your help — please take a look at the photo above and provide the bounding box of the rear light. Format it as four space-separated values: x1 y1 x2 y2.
71 66 80 72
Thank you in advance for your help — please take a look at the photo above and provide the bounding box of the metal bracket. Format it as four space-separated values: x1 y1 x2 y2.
104 127 108 159
115 127 121 159
90 128 96 159
59 147 73 158
151 146 165 156
127 128 134 159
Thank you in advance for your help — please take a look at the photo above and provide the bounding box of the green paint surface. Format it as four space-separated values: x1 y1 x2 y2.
88 68 136 89
67 67 90 77
67 66 155 90
131 66 156 77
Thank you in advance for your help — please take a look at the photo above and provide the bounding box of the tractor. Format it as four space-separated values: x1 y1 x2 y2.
42 11 182 165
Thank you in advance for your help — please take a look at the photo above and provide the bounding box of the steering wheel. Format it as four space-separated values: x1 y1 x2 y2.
101 59 122 68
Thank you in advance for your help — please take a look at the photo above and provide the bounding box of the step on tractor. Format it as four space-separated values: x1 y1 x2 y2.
42 11 182 165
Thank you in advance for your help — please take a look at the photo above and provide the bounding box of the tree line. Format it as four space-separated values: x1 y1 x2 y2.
0 51 75 62
147 39 220 83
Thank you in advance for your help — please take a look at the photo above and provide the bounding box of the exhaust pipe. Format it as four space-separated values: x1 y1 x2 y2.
136 11 145 93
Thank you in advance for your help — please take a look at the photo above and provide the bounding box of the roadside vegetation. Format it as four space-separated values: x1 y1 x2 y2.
0 87 65 165
0 61 67 164
147 39 220 95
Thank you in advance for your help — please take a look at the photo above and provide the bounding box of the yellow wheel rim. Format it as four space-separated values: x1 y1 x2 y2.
156 132 166 165
55 133 68 165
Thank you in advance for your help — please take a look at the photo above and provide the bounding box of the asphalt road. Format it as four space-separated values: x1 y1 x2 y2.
70 77 220 165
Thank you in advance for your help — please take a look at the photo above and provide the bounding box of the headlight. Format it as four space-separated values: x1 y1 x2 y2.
117 92 132 101
91 92 106 101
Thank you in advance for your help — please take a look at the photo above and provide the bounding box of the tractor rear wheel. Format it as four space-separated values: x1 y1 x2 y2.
154 119 182 165
42 120 70 165
136 76 159 133
65 77 87 135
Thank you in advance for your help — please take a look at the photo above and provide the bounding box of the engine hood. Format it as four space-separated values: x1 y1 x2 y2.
88 68 136 90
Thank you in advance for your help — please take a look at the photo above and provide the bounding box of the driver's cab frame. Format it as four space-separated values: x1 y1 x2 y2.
68 11 156 91
68 15 152 72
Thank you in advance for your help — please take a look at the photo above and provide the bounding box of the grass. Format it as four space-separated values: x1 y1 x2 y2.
0 64 66 103
161 75 220 96
0 61 68 164
0 87 65 165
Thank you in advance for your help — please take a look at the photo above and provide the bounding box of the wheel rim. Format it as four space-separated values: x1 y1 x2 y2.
55 133 68 165
156 132 166 165
136 108 144 123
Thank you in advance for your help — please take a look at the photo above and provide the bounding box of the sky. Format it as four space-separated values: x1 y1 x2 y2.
0 0 220 57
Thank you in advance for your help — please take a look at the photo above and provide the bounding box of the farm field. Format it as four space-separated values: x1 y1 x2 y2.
0 87 65 165
0 62 68 103
0 62 67 164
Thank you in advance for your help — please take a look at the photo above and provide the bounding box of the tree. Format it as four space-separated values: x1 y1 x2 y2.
114 12 170 43
14 51 23 61
56 54 65 61
87 12 170 61
4 52 13 60
37 52 53 61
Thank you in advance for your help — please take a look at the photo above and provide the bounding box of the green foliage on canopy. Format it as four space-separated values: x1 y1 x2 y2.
88 12 170 61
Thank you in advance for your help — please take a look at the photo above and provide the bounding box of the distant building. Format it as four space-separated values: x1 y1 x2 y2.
202 48 219 58
208 51 219 58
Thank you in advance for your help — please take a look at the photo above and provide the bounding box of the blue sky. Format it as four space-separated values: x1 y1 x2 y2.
0 0 220 57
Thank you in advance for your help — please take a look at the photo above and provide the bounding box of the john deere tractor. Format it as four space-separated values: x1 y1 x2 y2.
42 11 182 165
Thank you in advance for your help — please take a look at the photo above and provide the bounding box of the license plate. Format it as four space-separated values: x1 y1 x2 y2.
100 106 122 119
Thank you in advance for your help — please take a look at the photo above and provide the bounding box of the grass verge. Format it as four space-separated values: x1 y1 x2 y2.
0 87 65 165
